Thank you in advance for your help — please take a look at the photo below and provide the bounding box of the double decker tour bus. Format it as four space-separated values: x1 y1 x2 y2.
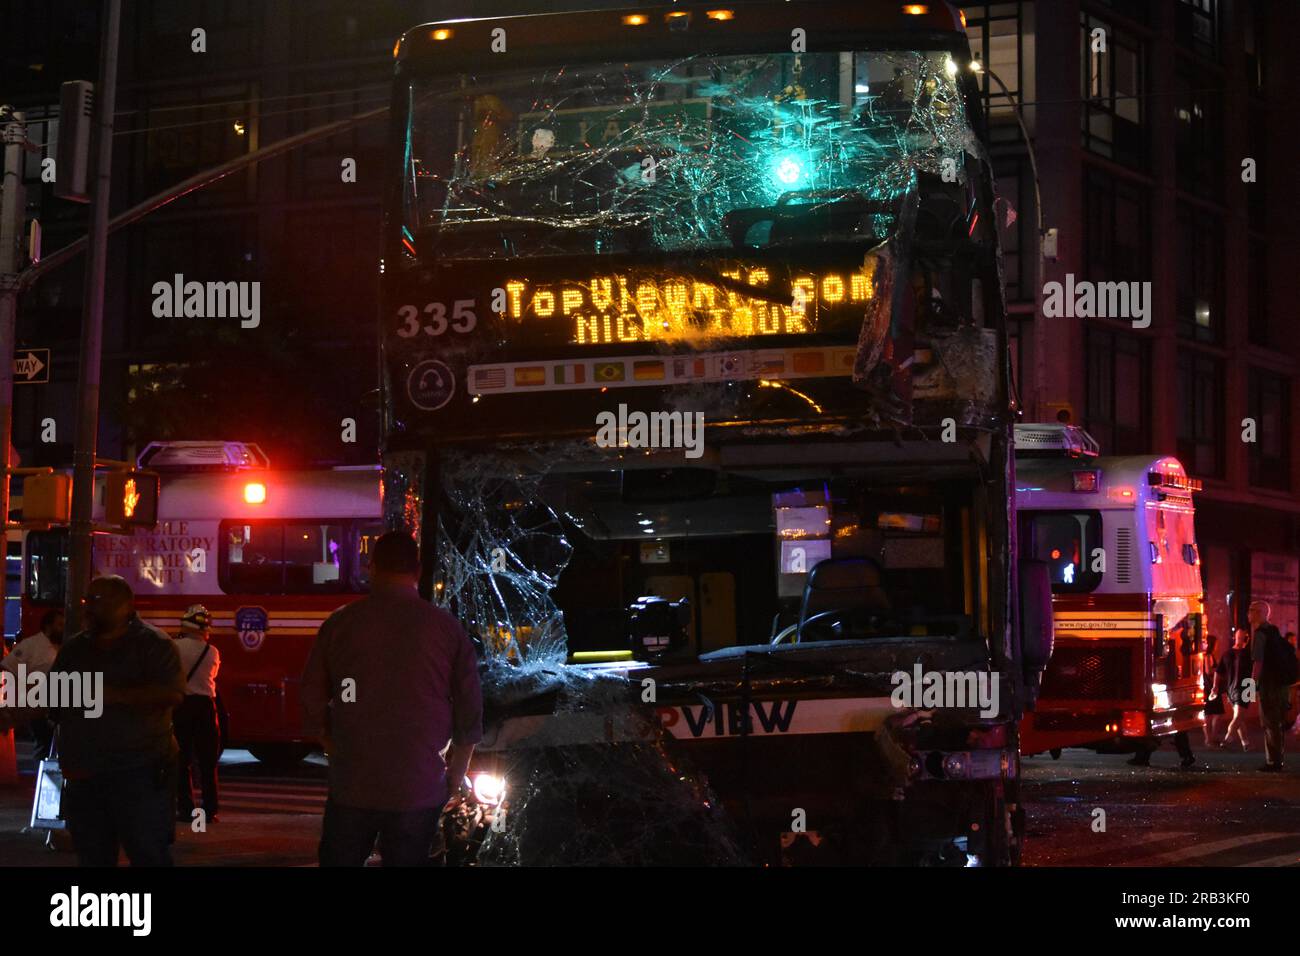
381 2 1052 865
20 441 382 764
1014 423 1206 757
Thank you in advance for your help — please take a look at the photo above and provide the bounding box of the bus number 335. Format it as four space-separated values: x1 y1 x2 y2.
395 300 477 337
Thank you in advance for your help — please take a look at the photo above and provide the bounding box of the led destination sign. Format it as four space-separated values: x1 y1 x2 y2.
499 266 876 347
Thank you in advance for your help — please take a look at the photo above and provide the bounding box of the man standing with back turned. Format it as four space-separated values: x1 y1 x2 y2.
54 576 185 866
302 532 483 866
1250 600 1297 772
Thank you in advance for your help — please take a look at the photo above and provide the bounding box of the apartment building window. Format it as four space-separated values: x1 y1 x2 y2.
1175 60 1222 199
1176 205 1224 345
140 85 256 200
1083 167 1149 284
1177 350 1224 478
995 163 1033 303
963 3 1034 144
1248 369 1289 494
1247 103 1266 234
135 218 258 349
1085 327 1150 455
1244 1 1266 94
140 0 255 71
1248 239 1269 348
1087 0 1149 24
1081 13 1144 167
1248 369 1291 491
289 0 417 62
286 67 389 197
1175 0 1218 60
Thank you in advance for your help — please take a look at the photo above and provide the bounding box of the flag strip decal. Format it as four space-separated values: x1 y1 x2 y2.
467 347 857 396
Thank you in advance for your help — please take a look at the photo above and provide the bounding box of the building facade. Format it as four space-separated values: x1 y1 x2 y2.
4 0 1298 637
963 0 1300 639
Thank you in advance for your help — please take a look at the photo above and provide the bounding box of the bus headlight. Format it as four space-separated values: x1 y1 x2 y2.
471 772 507 806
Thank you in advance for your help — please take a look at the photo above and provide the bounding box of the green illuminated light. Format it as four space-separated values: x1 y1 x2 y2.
775 157 803 185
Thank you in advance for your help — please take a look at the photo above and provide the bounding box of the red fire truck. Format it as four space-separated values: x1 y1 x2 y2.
19 441 382 764
1015 423 1206 757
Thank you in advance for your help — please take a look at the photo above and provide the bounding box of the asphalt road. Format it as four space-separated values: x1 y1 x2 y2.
1021 736 1300 867
4 736 1298 866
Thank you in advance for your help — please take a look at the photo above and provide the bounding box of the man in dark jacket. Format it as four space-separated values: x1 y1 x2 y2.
302 532 483 866
1250 600 1296 772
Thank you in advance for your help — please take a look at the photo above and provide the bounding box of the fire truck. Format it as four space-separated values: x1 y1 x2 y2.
1014 423 1206 756
19 441 382 764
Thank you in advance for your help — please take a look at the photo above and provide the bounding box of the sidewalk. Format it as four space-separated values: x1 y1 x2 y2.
0 775 321 867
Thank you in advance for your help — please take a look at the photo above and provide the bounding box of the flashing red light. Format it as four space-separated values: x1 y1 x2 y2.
1120 710 1147 737
244 482 267 505
1071 470 1099 493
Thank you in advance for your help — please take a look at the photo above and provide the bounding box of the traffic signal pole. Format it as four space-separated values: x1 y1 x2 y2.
0 109 27 578
0 110 27 784
64 0 121 634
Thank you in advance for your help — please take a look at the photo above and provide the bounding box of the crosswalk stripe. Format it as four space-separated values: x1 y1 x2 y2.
1034 831 1196 866
1241 850 1300 867
217 780 327 792
220 801 324 814
1142 832 1292 865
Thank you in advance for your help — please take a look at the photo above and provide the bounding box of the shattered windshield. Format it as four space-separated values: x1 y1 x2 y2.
401 50 974 261
420 447 985 665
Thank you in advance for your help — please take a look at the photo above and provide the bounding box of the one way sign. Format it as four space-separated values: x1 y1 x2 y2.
14 349 49 384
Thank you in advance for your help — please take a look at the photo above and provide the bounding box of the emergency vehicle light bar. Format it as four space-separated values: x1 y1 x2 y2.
1147 471 1202 493
1013 423 1100 458
136 440 270 472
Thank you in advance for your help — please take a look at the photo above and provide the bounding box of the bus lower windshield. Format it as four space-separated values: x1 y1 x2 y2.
401 49 971 261
434 456 984 658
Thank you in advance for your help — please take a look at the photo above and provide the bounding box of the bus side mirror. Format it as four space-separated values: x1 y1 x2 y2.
1018 560 1054 705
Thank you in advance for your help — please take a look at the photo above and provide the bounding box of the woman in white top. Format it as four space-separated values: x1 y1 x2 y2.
1 609 64 756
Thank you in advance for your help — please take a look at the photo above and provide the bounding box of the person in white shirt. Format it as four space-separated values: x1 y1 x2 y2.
173 604 221 822
1 609 64 756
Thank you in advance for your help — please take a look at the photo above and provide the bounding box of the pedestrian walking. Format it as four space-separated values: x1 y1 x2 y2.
1202 633 1224 748
302 532 483 866
1217 627 1253 751
0 608 64 757
1250 601 1298 772
49 576 185 866
173 604 221 823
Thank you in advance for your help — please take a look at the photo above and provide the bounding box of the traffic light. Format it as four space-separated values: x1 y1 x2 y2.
54 81 93 203
105 471 159 527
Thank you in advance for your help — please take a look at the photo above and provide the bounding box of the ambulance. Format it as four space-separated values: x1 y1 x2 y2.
19 441 383 764
1014 423 1206 756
